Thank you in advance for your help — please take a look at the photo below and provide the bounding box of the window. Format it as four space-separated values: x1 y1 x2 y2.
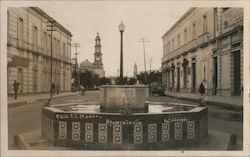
47 34 51 52
192 23 196 39
203 14 207 33
163 44 166 56
204 66 206 80
172 38 175 51
177 34 180 48
53 38 56 54
168 41 171 53
224 21 228 29
18 18 24 46
57 39 60 56
43 32 47 53
63 42 66 58
184 28 187 44
32 26 38 48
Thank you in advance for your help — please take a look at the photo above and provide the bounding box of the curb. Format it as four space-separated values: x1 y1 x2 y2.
165 93 243 112
8 93 78 108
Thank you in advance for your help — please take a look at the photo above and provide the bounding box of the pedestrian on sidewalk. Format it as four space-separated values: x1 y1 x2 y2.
80 85 85 96
56 83 60 95
51 83 56 96
198 82 205 96
13 80 20 99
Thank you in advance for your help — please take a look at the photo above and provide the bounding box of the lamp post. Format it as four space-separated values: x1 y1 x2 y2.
119 22 125 85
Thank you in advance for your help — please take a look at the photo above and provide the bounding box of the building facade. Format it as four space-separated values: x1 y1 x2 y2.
7 7 72 94
80 33 105 78
161 8 243 96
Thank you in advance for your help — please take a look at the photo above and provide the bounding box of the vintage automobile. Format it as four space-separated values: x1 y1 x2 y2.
149 82 165 96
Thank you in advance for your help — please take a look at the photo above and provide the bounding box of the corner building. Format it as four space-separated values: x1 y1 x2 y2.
7 7 72 94
161 8 243 96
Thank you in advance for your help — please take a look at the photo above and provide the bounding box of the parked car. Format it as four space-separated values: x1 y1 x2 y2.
149 82 165 96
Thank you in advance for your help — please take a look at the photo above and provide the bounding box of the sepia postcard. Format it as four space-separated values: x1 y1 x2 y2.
0 0 249 157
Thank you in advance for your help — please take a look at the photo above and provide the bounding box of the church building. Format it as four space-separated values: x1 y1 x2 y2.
80 33 105 78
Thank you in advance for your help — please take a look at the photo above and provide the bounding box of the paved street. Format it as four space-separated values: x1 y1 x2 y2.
8 90 242 150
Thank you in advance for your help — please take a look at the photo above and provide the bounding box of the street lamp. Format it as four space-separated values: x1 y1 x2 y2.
119 22 125 85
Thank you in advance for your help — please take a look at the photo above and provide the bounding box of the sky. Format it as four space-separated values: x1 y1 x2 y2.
38 1 190 77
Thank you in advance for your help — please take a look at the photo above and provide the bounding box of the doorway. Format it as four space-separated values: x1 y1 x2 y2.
192 62 196 92
212 57 218 95
177 67 180 92
17 68 23 93
233 51 241 95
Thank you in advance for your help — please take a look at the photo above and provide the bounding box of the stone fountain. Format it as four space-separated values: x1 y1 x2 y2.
41 22 207 150
41 84 208 150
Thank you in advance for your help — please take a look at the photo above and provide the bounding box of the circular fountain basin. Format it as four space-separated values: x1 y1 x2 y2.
41 102 207 150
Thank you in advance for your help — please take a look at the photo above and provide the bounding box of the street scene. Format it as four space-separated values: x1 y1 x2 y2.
2 1 247 156
8 91 243 150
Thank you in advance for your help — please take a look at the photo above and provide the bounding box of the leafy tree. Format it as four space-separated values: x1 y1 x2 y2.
137 70 162 85
99 77 111 85
71 70 80 92
79 69 100 89
115 77 128 85
128 77 137 85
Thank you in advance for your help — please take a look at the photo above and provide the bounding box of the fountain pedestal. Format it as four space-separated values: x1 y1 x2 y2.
100 85 149 112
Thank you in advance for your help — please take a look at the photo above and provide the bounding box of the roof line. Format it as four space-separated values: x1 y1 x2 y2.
162 7 195 39
30 7 72 37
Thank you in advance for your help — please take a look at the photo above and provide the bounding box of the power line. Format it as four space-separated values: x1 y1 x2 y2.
72 43 80 63
46 19 56 100
138 38 149 83
71 43 80 91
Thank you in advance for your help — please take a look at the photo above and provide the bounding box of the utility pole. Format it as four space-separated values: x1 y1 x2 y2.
72 43 80 92
138 38 149 84
47 19 56 100
149 58 152 73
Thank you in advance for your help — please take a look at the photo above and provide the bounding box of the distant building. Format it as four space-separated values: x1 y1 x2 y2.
161 8 243 96
80 33 105 77
80 59 93 72
7 7 72 94
133 63 138 78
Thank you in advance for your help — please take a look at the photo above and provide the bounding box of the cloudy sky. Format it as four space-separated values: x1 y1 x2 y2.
36 1 190 77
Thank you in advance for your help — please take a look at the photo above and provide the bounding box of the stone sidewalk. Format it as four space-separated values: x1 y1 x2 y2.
8 92 78 108
165 91 243 111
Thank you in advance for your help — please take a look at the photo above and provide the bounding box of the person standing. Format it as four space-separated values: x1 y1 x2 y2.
51 83 56 96
80 85 85 96
198 82 205 96
13 80 20 99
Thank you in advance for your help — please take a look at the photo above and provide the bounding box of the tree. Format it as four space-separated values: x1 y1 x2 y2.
137 70 162 85
79 69 99 89
128 77 137 85
71 69 80 92
99 77 111 85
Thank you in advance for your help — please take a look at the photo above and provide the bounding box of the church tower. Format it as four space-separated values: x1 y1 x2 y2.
92 33 105 77
134 63 138 78
93 32 103 68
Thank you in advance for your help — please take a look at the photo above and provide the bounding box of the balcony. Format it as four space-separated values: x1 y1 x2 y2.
161 39 197 63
